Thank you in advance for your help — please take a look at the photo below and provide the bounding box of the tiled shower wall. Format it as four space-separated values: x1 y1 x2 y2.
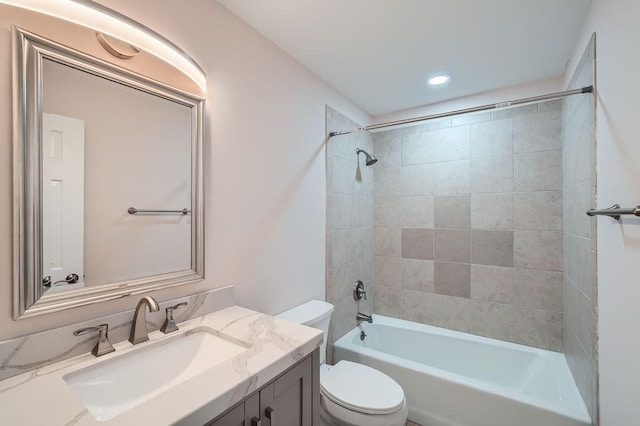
325 106 374 363
373 101 564 351
563 34 598 423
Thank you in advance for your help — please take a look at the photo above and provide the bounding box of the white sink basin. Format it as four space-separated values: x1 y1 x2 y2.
63 328 247 421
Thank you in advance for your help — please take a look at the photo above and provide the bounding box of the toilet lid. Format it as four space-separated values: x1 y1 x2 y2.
320 361 405 415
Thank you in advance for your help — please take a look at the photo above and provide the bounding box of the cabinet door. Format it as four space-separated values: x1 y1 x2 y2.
260 356 313 426
208 403 244 426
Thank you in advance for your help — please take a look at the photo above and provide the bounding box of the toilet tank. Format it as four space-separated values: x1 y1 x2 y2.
277 300 334 364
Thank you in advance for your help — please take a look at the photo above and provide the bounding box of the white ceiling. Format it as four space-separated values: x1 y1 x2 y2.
216 0 592 116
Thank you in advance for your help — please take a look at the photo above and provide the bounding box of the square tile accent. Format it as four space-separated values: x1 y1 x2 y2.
401 228 434 260
435 229 471 263
471 230 514 267
434 262 471 298
470 155 514 193
435 195 470 229
470 193 514 230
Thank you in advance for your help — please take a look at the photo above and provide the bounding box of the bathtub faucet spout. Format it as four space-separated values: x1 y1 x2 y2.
357 312 373 323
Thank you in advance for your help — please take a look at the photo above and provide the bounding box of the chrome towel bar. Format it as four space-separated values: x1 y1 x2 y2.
128 207 190 215
586 204 640 220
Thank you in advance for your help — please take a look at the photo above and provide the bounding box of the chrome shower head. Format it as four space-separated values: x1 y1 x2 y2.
356 148 377 166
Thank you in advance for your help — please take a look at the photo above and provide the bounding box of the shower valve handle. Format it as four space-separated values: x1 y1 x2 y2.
353 280 367 300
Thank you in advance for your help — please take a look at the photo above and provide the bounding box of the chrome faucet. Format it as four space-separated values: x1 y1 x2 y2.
129 296 160 345
357 312 373 323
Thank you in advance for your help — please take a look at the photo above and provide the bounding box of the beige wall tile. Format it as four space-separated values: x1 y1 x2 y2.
402 164 434 196
471 230 514 267
374 227 401 257
402 131 434 165
402 259 435 292
513 307 563 351
514 268 563 312
469 301 515 341
435 126 470 161
513 110 562 153
375 197 403 227
374 167 402 197
470 265 514 304
435 160 471 195
470 193 514 230
471 155 514 193
374 256 403 286
401 196 434 228
470 118 513 158
514 191 562 231
514 150 562 192
435 195 471 229
515 230 563 271
373 136 401 167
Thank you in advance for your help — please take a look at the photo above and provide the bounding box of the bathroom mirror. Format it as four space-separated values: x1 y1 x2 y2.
13 27 205 319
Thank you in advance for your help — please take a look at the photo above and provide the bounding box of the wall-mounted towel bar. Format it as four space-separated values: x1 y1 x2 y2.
586 204 640 220
128 207 190 215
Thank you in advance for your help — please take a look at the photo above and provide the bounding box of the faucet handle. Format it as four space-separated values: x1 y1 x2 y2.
160 302 188 334
74 324 115 357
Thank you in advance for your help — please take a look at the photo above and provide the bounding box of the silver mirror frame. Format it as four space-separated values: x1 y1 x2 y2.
12 27 206 319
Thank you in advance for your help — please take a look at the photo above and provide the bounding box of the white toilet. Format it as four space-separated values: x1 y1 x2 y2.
278 300 408 426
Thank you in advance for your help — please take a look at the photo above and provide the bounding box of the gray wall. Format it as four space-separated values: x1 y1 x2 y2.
372 101 565 351
325 107 374 363
563 35 598 423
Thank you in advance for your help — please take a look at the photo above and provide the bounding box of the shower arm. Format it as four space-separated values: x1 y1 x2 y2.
329 86 594 137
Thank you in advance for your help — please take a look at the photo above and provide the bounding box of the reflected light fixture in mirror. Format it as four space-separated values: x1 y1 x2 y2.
0 0 206 91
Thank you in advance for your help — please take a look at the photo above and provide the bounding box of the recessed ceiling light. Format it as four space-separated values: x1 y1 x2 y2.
427 74 451 86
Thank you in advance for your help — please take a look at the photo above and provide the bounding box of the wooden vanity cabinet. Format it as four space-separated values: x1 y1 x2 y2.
207 349 320 426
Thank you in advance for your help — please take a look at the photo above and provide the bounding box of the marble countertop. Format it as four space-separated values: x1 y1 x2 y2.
0 306 323 425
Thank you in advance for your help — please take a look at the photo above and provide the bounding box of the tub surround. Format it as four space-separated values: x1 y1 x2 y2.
371 100 565 351
0 286 234 381
0 305 323 425
562 34 598 422
325 106 375 363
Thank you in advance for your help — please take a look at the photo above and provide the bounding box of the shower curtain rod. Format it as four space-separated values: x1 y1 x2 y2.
328 85 594 137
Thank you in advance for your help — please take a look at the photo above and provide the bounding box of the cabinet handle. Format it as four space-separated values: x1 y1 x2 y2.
265 407 274 424
251 416 261 426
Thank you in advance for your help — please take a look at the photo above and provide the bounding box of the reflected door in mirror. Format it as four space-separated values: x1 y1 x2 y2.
42 113 85 292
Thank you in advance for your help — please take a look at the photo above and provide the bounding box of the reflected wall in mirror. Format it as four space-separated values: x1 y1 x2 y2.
13 27 205 319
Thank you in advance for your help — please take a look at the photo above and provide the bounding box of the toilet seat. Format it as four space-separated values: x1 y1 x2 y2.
320 361 405 415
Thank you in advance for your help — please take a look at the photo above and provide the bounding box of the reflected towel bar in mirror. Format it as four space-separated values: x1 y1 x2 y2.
128 207 191 215
586 204 640 220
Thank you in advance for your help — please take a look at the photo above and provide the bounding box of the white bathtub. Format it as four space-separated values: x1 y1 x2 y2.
333 315 591 426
